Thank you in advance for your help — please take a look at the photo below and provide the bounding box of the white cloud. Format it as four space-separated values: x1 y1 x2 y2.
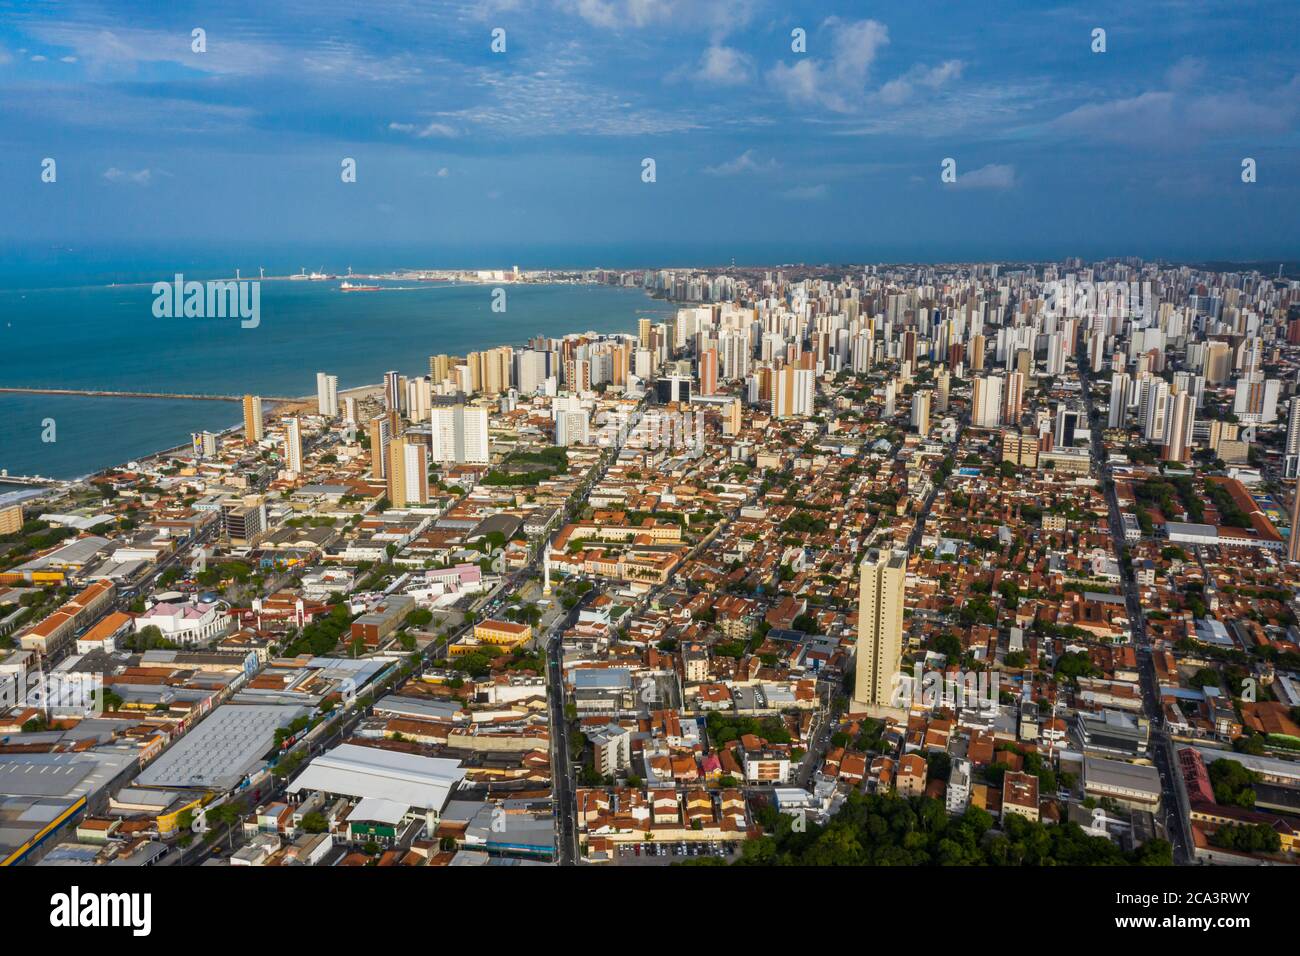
389 120 458 138
565 0 755 33
768 59 821 104
948 163 1016 190
437 167 450 177
694 45 752 87
416 122 457 138
1051 75 1300 145
704 149 778 176
825 18 890 90
767 18 889 112
877 60 964 106
102 167 153 185
23 23 279 76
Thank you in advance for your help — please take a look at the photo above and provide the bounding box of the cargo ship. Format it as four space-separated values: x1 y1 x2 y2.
340 280 382 292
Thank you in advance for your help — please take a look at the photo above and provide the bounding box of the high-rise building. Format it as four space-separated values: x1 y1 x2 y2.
406 377 432 422
773 365 815 419
431 403 489 464
720 328 752 381
1203 341 1232 385
1045 331 1068 377
1233 375 1280 424
553 394 590 446
386 435 429 506
972 375 1003 429
282 417 303 474
479 346 513 395
191 431 220 459
368 414 392 479
1054 407 1081 448
698 347 718 396
853 549 907 713
1284 400 1300 479
517 350 549 395
936 369 950 413
1143 380 1171 443
1000 430 1039 468
242 394 265 442
565 357 592 393
1162 390 1195 463
0 504 24 536
912 390 931 436
722 398 743 436
316 372 339 418
1290 484 1300 564
384 370 402 412
1108 372 1131 429
1003 371 1025 424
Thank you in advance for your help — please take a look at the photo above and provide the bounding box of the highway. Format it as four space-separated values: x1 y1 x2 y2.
547 594 589 865
1078 353 1193 863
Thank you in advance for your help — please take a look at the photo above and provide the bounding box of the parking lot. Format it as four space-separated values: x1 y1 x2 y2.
612 841 741 865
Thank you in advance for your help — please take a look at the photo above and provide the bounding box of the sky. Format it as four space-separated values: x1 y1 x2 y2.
1 0 1298 267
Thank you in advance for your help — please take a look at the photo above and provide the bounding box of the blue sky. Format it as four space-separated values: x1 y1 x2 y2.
1 0 1297 264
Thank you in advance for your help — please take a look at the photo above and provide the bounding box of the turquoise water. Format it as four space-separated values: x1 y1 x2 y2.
0 281 670 478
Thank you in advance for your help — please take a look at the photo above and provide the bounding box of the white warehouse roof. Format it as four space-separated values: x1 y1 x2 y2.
286 743 465 812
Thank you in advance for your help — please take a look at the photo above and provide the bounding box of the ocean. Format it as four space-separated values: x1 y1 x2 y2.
0 279 672 480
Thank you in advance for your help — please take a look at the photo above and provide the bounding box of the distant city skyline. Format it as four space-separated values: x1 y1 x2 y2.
1 0 1298 260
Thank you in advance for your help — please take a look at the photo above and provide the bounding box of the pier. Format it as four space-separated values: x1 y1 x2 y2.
0 388 296 403
0 474 67 487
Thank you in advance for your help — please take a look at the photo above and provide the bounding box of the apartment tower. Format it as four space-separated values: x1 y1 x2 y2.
853 549 908 715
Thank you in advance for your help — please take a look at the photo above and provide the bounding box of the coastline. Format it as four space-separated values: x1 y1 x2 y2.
1 280 667 486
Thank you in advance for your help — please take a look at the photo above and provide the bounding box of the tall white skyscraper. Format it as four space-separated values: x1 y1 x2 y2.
517 350 549 395
720 328 752 381
431 403 489 464
1143 380 1170 443
282 417 303 475
316 372 339 418
1233 375 1280 424
1283 400 1300 479
553 394 590 447
406 377 431 422
972 375 1004 429
1108 372 1131 429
